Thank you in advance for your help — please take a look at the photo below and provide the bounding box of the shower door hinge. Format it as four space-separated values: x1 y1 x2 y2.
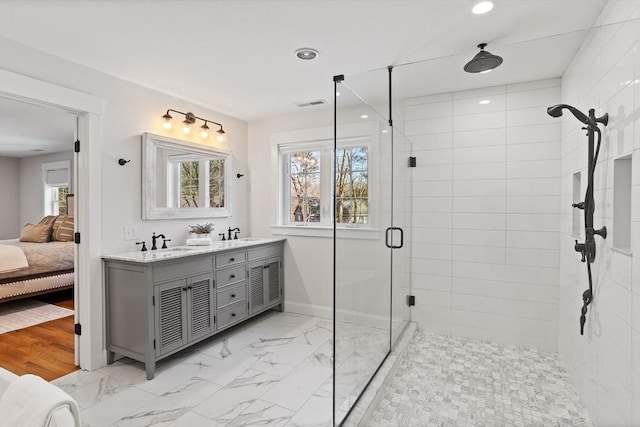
74 323 82 335
407 295 416 307
74 232 81 244
408 156 417 167
74 140 80 153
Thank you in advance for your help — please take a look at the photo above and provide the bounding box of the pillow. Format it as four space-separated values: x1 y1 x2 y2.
51 215 74 242
19 223 53 243
38 215 58 226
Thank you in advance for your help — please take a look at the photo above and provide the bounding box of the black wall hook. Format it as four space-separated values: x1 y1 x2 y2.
118 158 131 166
236 173 244 178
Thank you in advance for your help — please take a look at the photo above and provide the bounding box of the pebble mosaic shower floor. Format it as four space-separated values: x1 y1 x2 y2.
368 330 592 427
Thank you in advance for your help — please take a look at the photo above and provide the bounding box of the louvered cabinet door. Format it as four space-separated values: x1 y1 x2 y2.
265 257 281 307
154 280 187 356
248 260 265 315
187 273 215 341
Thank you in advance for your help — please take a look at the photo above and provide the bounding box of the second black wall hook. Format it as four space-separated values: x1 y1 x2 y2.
118 158 131 166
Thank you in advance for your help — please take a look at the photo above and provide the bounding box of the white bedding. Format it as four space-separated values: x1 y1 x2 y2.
0 244 28 274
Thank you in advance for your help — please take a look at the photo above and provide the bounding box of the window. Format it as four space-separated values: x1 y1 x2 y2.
42 160 71 216
279 139 370 227
169 155 225 208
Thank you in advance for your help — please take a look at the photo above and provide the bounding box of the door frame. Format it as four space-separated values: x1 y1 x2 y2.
0 69 104 371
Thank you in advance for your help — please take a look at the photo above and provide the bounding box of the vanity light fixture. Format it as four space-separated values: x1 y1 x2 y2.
161 109 226 142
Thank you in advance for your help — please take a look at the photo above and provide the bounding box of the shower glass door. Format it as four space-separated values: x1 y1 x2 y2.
333 76 392 425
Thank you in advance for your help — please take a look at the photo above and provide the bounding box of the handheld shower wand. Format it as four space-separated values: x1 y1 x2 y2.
547 104 608 335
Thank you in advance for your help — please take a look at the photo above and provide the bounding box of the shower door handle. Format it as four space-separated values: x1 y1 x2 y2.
386 227 404 249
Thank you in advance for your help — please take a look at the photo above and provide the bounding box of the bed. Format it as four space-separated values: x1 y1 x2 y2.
0 218 75 302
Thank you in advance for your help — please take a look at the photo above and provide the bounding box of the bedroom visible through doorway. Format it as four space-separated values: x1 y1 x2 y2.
0 96 79 379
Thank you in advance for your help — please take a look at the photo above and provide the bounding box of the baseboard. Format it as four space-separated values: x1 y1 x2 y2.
285 301 333 320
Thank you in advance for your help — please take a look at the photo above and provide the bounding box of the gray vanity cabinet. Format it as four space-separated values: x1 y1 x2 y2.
154 272 214 357
248 245 282 315
104 239 284 380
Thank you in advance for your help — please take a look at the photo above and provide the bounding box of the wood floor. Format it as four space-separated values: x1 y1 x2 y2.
0 289 78 381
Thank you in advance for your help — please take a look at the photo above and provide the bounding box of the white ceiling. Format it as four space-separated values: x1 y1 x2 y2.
0 0 608 155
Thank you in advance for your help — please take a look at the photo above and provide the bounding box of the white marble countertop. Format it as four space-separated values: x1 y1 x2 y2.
102 237 285 264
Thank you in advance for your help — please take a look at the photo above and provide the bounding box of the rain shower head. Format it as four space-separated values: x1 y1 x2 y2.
463 43 503 73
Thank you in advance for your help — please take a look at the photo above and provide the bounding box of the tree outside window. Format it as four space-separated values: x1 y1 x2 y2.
284 145 369 226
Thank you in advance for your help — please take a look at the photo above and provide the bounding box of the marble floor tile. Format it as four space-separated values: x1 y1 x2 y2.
166 410 218 427
261 364 332 412
228 399 294 426
191 369 281 424
80 386 156 427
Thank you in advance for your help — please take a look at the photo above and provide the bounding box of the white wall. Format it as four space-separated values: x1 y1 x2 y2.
405 79 562 352
558 2 640 425
19 150 74 225
249 108 334 317
0 156 20 238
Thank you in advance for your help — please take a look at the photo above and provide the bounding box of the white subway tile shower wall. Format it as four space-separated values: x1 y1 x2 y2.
558 2 640 426
405 78 562 352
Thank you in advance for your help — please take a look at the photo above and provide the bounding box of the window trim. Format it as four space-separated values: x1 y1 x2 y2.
271 122 380 237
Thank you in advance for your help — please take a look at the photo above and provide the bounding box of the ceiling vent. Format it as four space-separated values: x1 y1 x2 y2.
296 99 326 107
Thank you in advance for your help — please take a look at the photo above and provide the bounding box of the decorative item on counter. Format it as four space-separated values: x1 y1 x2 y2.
186 223 214 245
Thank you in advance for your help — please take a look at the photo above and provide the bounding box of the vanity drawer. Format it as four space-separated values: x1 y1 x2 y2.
215 251 246 268
248 244 281 261
215 265 246 288
154 257 213 282
216 282 246 309
216 302 248 330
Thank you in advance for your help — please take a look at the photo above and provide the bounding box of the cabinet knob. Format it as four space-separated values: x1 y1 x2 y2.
188 285 193 290
182 287 187 291
231 294 236 298
231 313 236 317
230 257 235 262
230 274 236 279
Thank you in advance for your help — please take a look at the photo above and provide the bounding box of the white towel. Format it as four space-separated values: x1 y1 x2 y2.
186 237 212 246
0 374 81 427
0 245 28 274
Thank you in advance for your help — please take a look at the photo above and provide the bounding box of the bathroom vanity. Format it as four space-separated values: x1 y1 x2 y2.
102 238 284 379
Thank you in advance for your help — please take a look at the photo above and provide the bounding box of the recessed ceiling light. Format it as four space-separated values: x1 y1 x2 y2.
472 1 494 14
295 48 319 60
360 114 369 119
479 99 491 105
336 92 341 96
381 129 389 133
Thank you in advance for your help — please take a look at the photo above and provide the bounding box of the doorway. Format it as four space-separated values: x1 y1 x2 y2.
0 97 79 379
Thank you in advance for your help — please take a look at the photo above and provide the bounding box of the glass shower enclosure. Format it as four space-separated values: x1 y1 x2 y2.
333 68 412 425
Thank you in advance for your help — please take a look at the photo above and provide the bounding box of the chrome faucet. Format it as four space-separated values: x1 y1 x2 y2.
227 227 240 240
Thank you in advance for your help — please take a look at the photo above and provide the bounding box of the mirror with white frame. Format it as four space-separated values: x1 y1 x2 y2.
142 133 232 219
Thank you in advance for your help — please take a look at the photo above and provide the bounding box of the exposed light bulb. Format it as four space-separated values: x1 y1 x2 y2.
216 133 225 142
479 99 491 105
360 114 369 119
163 121 172 129
162 112 173 129
182 123 191 134
200 122 210 139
